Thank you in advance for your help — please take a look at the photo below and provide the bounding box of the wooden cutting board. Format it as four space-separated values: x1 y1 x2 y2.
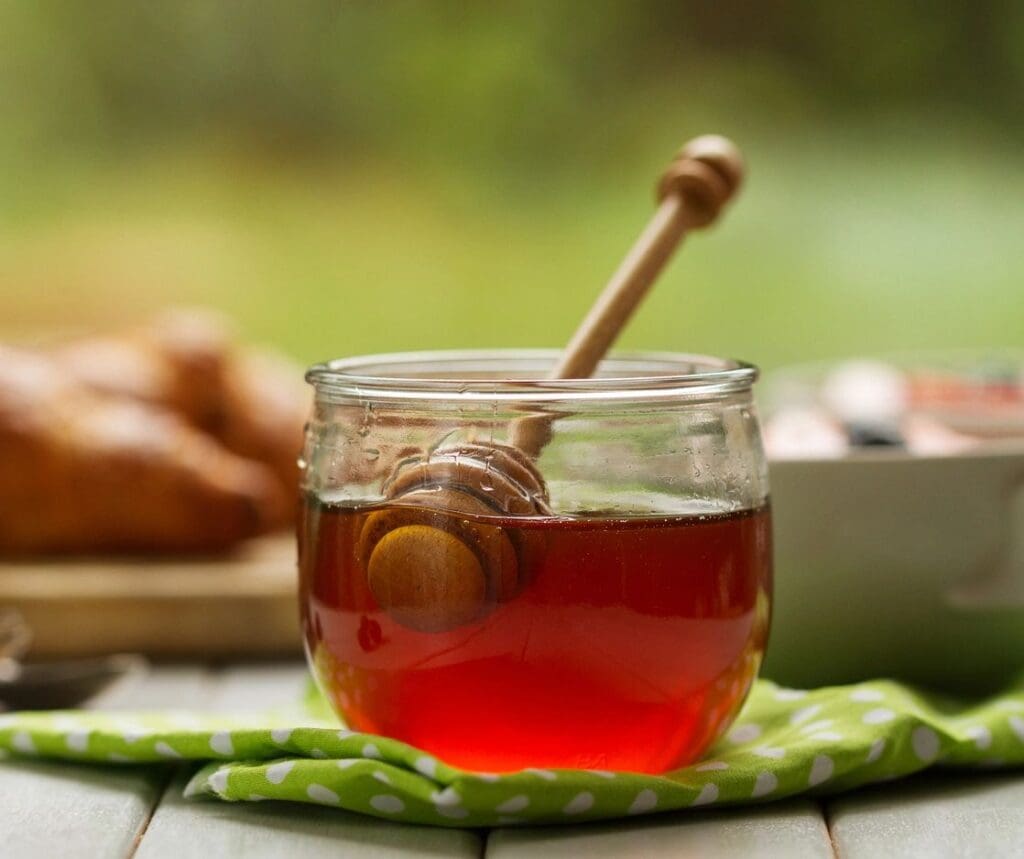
0 536 301 658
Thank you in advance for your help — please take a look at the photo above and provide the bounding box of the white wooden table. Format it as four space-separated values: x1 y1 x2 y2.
2 663 1023 858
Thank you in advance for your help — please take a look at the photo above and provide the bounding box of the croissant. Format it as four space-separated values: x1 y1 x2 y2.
0 346 283 555
53 309 308 524
53 308 230 432
218 348 309 519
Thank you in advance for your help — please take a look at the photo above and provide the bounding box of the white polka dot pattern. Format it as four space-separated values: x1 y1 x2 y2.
266 761 295 784
66 730 90 753
414 756 437 777
691 783 719 806
496 795 530 814
727 723 762 743
369 794 404 813
752 771 778 797
809 755 834 786
0 675 1022 827
563 792 594 814
790 705 822 725
12 732 35 754
912 726 940 761
866 738 886 763
308 784 340 805
695 761 729 771
154 741 180 758
628 789 658 814
208 769 230 794
210 731 234 756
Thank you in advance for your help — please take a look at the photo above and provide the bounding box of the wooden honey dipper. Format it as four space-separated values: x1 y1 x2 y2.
359 135 745 633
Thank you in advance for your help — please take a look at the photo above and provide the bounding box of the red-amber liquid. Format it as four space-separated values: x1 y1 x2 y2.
300 497 772 773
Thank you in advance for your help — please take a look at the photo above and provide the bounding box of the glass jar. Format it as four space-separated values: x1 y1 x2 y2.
300 350 771 773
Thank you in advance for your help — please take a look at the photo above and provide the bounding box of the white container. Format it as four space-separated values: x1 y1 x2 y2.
764 447 1024 693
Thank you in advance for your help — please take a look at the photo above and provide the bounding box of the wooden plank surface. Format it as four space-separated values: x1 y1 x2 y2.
205 663 309 711
828 772 1024 859
0 666 212 858
135 770 482 859
0 760 166 859
132 664 484 859
0 536 299 658
487 801 835 859
89 665 215 710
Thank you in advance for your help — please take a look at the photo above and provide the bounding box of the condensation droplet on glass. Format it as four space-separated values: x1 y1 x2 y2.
480 452 495 491
358 402 374 437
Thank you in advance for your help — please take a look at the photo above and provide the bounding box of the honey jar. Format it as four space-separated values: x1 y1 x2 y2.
299 350 772 773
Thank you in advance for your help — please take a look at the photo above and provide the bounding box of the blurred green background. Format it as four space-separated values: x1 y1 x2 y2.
2 1 1022 369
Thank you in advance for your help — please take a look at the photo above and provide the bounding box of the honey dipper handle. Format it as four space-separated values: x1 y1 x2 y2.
512 135 745 456
553 135 744 379
550 194 687 380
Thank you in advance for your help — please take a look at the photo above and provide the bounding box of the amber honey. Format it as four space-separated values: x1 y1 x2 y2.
300 495 772 773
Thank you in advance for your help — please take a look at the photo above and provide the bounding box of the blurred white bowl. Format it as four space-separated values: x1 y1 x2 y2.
762 355 1024 692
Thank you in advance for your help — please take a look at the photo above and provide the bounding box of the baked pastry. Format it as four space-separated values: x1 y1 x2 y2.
0 346 283 554
53 308 231 433
218 348 309 522
53 309 308 523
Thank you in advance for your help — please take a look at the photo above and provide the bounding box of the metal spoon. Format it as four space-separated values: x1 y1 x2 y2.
0 610 147 711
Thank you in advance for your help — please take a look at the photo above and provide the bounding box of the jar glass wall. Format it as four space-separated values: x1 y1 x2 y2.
300 351 771 773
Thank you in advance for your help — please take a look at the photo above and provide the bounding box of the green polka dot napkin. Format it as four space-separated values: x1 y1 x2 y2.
2 676 1023 827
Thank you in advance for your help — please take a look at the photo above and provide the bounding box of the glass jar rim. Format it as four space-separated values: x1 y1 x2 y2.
306 349 758 404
